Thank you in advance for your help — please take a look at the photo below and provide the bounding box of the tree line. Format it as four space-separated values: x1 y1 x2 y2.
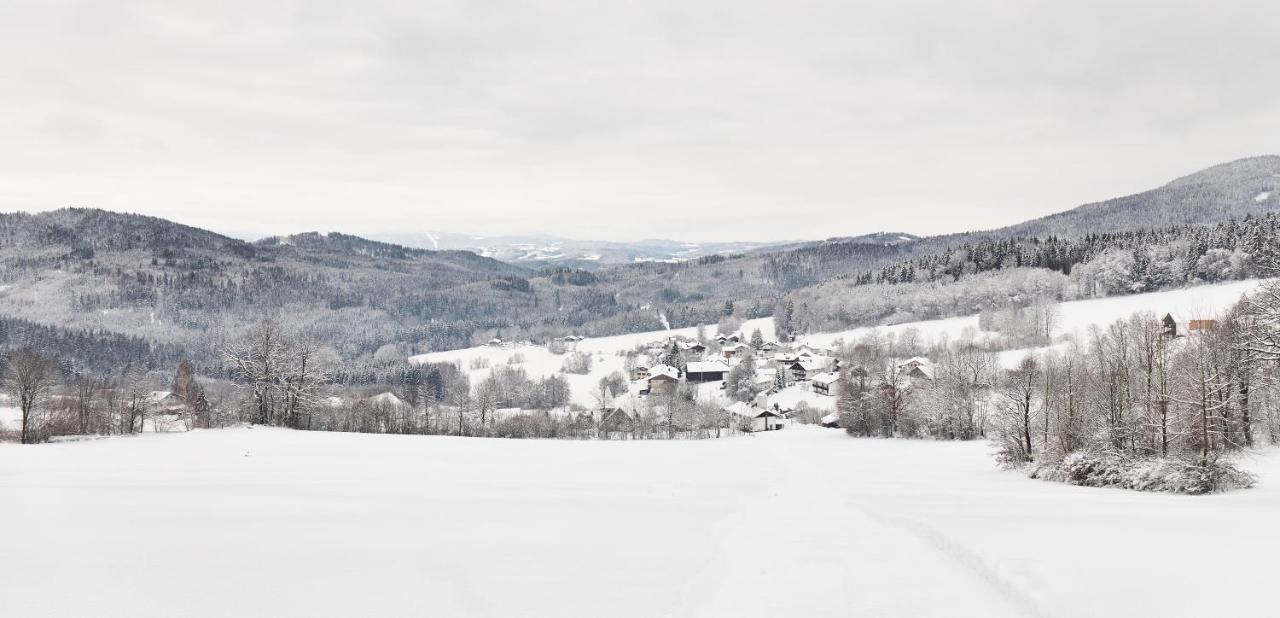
833 274 1280 493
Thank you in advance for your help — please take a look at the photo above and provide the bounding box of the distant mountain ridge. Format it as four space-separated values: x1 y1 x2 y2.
368 230 804 266
370 230 924 267
990 155 1280 238
1 155 1276 368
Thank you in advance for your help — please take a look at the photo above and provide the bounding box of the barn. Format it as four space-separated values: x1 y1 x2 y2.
685 360 730 383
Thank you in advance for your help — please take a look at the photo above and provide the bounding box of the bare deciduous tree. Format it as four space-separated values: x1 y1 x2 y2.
5 348 57 444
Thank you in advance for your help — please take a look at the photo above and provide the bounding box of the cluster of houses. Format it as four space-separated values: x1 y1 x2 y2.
484 334 586 349
604 333 850 432
1161 314 1217 338
628 340 840 396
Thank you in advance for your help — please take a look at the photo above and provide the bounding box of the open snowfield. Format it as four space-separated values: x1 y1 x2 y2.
797 278 1265 351
3 426 1279 617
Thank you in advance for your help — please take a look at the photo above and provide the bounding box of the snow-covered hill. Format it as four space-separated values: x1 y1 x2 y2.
412 280 1266 411
797 278 1265 361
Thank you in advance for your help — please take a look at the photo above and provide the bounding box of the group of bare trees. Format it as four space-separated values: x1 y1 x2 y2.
829 277 1279 492
2 347 228 443
989 305 1274 473
836 329 989 440
974 288 1280 492
221 320 329 429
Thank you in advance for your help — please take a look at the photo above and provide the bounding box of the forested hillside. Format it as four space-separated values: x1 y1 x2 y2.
992 155 1280 238
0 209 539 371
0 156 1277 372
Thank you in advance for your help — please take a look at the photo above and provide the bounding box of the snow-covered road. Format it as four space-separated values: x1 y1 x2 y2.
3 427 1278 617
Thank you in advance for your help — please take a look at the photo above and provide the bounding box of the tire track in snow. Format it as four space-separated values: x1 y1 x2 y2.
864 512 1058 618
776 429 1060 618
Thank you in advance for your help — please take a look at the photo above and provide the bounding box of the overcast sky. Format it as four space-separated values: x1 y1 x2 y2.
1 0 1278 242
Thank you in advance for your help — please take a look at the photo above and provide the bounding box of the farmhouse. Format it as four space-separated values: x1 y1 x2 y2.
630 365 650 381
685 360 730 383
143 391 192 432
598 408 636 438
645 364 680 397
146 391 186 414
724 401 784 432
897 357 934 380
811 372 842 396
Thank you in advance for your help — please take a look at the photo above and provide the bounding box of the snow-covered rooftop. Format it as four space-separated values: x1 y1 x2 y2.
686 360 729 373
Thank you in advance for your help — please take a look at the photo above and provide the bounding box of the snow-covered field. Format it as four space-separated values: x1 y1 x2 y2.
3 426 1278 617
797 278 1264 350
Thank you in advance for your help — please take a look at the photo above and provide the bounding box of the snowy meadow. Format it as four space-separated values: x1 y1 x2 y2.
3 425 1279 618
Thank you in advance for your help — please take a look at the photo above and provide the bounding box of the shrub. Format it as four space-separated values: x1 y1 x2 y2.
1029 450 1255 494
561 352 593 375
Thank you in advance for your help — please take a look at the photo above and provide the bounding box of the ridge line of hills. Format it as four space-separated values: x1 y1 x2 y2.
0 155 1276 373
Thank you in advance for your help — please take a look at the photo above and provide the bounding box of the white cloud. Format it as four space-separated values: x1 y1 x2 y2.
1 0 1278 241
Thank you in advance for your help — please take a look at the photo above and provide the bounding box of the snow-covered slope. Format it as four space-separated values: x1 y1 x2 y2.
413 280 1264 407
411 317 776 409
798 279 1264 353
4 426 1279 617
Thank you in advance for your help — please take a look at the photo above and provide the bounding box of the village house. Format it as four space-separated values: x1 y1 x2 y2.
146 391 187 414
797 343 835 357
598 408 636 439
790 357 836 382
630 365 651 381
143 391 191 432
1159 313 1218 338
897 357 934 380
725 401 783 432
685 360 730 383
722 342 752 359
678 340 707 355
754 368 779 394
644 364 680 397
811 372 842 396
